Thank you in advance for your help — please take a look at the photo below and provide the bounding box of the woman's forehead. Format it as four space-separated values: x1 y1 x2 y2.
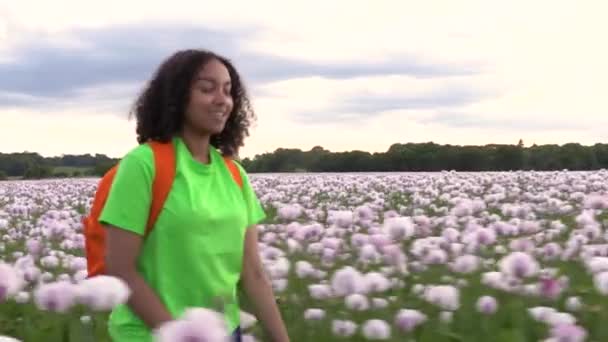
198 59 231 79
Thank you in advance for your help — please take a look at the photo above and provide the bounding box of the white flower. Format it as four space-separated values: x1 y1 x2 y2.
332 320 357 337
565 296 582 311
363 272 391 293
240 311 257 330
423 285 460 311
76 275 131 311
295 261 315 279
33 280 78 313
308 284 332 300
345 294 370 311
331 266 365 296
268 258 290 279
14 291 29 304
451 255 480 274
0 336 22 342
362 319 391 340
545 312 577 326
40 255 59 269
593 271 608 295
423 249 448 265
383 217 415 241
372 298 389 309
0 262 24 302
304 308 325 321
394 309 427 332
476 296 498 314
529 306 557 322
271 279 288 293
154 307 228 342
439 311 453 323
242 334 258 342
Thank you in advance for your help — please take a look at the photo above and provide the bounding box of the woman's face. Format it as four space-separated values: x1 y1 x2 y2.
184 58 234 137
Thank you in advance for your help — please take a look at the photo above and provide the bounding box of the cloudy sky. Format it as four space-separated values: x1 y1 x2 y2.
0 1 606 159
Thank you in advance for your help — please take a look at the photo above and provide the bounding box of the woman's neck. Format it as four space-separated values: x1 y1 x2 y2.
178 128 212 164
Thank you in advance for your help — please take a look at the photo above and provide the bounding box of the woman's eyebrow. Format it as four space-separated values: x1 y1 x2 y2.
196 77 231 85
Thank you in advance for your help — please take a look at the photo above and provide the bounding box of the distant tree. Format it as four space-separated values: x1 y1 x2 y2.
593 144 608 168
53 171 69 178
23 163 53 179
92 161 116 176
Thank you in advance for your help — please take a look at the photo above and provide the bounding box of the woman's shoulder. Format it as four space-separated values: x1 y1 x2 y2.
115 143 156 175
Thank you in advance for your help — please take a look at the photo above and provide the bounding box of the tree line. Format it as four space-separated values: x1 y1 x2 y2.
1 140 607 180
239 140 608 173
0 152 118 180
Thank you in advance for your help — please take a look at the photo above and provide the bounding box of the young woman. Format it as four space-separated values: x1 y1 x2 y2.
98 49 290 342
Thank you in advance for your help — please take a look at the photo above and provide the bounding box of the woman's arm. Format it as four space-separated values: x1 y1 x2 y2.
241 225 290 342
104 225 173 330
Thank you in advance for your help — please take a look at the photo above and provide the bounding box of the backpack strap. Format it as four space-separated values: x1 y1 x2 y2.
223 156 243 189
145 141 176 236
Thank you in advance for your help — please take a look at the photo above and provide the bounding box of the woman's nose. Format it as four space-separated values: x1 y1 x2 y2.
213 90 229 104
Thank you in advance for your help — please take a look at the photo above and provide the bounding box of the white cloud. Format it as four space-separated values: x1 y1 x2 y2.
1 0 607 158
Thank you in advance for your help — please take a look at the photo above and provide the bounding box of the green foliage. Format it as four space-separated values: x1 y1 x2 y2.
1 141 607 177
0 152 118 179
243 141 608 173
23 164 53 180
0 301 111 342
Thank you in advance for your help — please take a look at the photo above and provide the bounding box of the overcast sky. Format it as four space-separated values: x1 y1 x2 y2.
0 1 606 159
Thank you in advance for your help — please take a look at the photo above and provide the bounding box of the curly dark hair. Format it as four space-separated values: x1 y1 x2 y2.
128 49 256 158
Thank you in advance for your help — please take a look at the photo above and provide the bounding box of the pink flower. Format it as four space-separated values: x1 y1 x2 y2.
549 323 587 342
476 228 497 245
383 217 415 241
154 307 229 342
451 255 480 274
423 285 460 311
363 272 391 293
328 210 354 228
33 280 77 313
593 271 608 295
540 277 564 300
331 266 365 296
355 205 374 221
0 263 24 302
332 320 357 337
277 204 303 221
498 251 539 278
76 275 131 311
295 261 315 279
304 308 325 321
583 194 608 210
475 296 498 314
308 284 332 300
25 239 43 256
394 309 427 332
345 294 369 311
362 319 391 340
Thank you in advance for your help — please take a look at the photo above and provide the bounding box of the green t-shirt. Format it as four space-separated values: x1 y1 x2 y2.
98 136 266 341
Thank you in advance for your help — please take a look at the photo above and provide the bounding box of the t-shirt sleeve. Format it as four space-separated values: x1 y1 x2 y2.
98 145 154 236
234 161 266 228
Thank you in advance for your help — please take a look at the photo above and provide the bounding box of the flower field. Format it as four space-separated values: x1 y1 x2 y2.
1 170 608 341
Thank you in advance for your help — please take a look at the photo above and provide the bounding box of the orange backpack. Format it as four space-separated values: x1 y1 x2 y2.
82 140 243 278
